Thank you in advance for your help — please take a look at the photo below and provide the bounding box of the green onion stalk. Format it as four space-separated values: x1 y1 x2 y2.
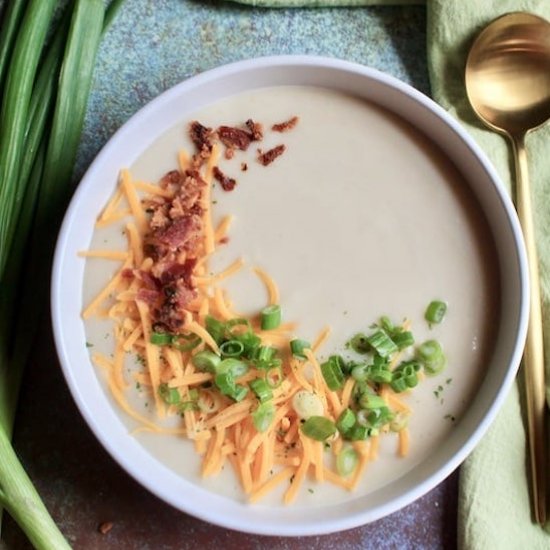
0 0 126 548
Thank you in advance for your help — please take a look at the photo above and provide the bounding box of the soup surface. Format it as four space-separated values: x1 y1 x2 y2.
83 85 498 506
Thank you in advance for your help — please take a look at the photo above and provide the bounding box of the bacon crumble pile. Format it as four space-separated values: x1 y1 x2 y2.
125 116 299 334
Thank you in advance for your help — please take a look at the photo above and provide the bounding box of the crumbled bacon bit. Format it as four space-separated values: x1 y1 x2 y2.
225 148 235 160
189 121 213 152
258 144 286 166
219 236 229 244
159 170 183 187
139 168 207 332
217 126 252 151
272 116 299 133
246 119 263 141
213 166 236 192
98 522 113 535
241 162 248 172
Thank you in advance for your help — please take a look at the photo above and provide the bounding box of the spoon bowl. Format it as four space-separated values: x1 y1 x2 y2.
466 12 550 136
466 11 550 525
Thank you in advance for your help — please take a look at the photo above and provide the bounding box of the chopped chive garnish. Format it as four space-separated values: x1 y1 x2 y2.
425 300 447 325
366 329 398 358
320 356 345 390
290 338 310 359
301 416 337 441
260 304 281 330
249 378 273 403
417 340 446 375
192 350 221 373
336 447 359 477
252 401 275 432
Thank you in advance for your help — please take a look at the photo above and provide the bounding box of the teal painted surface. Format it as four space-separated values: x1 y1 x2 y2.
76 0 429 178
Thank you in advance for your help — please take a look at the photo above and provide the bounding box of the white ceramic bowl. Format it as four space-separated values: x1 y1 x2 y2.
51 56 528 536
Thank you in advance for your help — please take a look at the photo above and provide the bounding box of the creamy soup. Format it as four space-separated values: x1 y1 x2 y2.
83 86 498 506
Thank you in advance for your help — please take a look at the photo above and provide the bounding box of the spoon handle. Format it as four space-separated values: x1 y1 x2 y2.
512 133 547 525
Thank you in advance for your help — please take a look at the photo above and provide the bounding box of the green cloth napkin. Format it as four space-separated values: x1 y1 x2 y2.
228 0 550 547
428 3 550 549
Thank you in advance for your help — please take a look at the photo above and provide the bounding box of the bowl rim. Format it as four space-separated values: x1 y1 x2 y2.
51 54 529 536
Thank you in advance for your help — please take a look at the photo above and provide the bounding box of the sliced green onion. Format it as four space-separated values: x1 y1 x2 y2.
252 401 275 432
390 411 410 432
292 390 324 419
255 356 282 371
260 304 281 330
320 356 345 391
232 385 249 402
391 360 421 392
192 350 221 373
150 332 172 346
379 316 395 334
265 364 284 388
336 447 359 477
366 406 394 428
150 332 201 351
205 315 227 344
359 394 386 410
172 333 201 352
425 300 447 325
392 330 414 350
249 378 273 403
336 408 356 434
217 358 249 377
367 329 398 358
349 333 370 354
219 339 245 358
348 424 373 440
417 340 446 375
225 317 251 331
158 383 180 405
234 330 261 359
256 345 277 362
290 338 310 359
197 390 220 414
351 363 369 381
214 371 248 401
366 359 393 384
301 416 337 441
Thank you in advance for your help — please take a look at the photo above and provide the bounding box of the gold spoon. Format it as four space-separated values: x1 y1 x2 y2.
465 12 550 525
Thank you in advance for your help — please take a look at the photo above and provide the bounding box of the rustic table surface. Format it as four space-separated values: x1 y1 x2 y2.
2 1 458 548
